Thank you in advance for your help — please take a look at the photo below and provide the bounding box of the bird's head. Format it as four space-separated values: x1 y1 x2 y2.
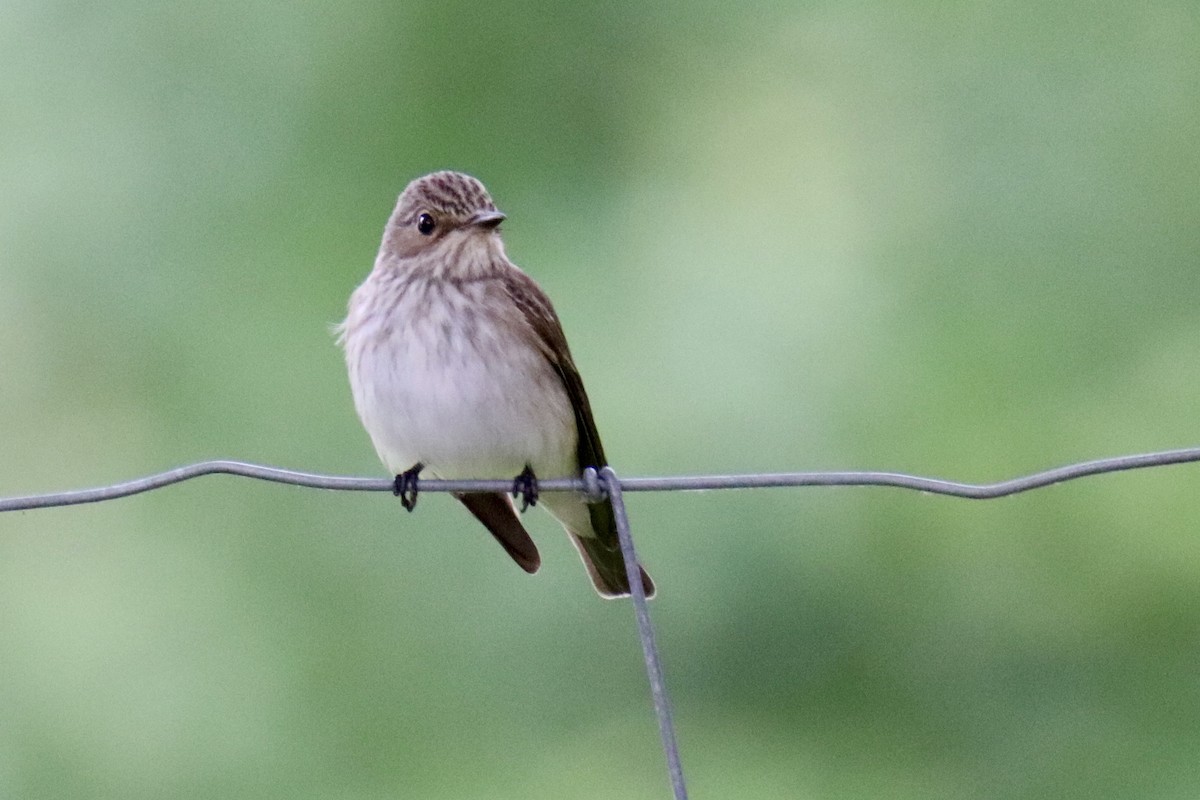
380 171 508 275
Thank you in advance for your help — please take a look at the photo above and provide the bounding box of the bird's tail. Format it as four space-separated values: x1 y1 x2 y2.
454 492 541 574
569 531 656 599
544 493 655 598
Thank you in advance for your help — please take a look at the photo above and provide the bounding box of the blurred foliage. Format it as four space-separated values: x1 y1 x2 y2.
2 1 1200 798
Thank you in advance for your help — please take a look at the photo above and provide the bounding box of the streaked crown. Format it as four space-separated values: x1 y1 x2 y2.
379 170 508 270
393 171 497 226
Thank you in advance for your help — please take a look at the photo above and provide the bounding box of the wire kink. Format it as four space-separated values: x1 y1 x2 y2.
4 446 1199 800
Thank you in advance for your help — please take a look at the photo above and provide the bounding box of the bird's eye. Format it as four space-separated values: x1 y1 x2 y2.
416 213 436 235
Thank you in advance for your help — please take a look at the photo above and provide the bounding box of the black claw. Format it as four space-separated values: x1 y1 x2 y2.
393 463 424 512
511 465 539 512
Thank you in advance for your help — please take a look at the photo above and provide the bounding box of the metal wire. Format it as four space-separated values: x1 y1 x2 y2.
3 446 1200 512
5 445 1200 798
601 467 687 800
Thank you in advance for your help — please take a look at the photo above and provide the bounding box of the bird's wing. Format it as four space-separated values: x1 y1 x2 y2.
499 270 608 471
498 268 655 599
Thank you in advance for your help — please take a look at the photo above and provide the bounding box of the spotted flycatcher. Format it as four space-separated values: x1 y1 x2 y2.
339 171 654 598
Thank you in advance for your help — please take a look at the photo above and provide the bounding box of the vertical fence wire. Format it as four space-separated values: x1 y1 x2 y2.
601 467 688 800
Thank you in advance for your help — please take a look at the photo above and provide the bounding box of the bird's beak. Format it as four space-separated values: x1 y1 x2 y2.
469 209 506 229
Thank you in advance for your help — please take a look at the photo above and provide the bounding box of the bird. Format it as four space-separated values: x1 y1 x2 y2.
338 171 654 598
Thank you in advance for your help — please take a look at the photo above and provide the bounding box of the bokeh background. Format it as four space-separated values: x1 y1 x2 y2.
3 2 1199 798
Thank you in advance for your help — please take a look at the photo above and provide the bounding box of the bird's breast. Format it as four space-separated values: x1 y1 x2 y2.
343 275 577 479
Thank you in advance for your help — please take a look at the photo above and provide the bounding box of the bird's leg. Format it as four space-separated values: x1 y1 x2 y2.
393 462 424 512
511 464 539 512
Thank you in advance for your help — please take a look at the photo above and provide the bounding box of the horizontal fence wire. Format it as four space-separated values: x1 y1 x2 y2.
3 446 1200 512
5 445 1200 800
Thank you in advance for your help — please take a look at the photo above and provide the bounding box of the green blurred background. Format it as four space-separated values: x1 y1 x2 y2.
2 2 1199 798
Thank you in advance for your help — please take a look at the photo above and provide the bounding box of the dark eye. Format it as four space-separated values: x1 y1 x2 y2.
416 213 436 235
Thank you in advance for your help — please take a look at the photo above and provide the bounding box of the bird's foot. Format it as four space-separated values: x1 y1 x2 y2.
393 463 424 512
512 465 539 512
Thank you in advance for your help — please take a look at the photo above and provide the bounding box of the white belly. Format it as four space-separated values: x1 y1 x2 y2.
343 276 578 480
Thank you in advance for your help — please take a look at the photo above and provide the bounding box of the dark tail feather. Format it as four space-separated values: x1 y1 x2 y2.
585 498 655 598
454 493 541 574
569 533 655 599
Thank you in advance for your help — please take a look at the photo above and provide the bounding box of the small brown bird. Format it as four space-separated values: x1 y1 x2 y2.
339 171 653 598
